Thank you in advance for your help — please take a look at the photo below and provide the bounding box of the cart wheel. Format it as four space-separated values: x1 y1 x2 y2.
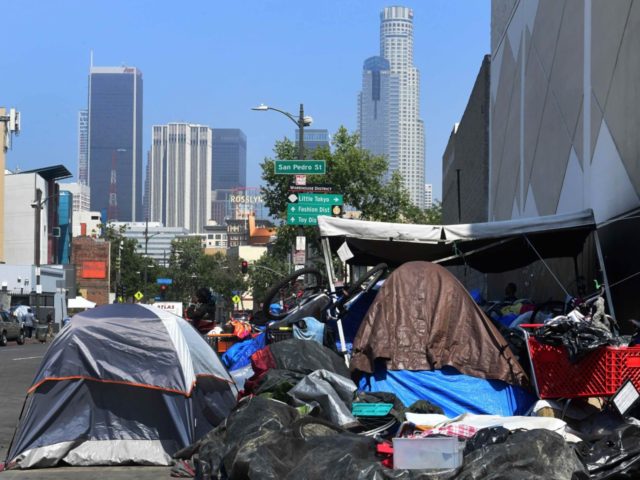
335 263 388 312
262 268 323 320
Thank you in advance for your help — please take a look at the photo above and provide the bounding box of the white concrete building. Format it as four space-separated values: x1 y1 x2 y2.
424 183 433 209
359 6 425 208
61 182 91 213
112 221 189 267
149 123 212 233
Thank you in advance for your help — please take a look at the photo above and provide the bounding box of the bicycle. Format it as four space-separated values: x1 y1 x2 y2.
260 263 388 351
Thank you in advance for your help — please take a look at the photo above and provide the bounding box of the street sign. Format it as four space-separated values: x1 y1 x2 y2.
288 204 333 215
289 183 333 194
295 175 307 185
287 214 323 226
275 160 326 175
287 193 343 205
232 295 241 305
156 278 173 285
134 291 144 301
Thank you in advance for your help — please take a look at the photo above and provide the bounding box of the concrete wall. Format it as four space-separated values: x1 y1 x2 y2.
442 55 491 224
4 173 48 265
490 0 640 322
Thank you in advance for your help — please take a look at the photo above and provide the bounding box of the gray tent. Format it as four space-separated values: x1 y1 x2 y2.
6 304 237 469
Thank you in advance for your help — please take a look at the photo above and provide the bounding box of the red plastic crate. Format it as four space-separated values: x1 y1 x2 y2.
527 336 640 398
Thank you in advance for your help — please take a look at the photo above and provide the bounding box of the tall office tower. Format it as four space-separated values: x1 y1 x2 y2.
212 129 247 190
358 56 399 179
149 123 212 233
294 129 331 155
77 109 88 185
359 6 425 208
88 66 143 222
211 129 246 224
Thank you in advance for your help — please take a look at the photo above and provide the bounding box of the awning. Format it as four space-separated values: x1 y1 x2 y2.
318 209 596 273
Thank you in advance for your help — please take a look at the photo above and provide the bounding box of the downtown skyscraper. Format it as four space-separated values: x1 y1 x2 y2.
149 123 212 233
88 66 143 222
358 6 425 208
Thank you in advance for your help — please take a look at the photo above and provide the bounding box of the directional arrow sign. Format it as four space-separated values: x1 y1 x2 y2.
275 160 326 175
288 203 332 215
287 214 325 226
292 193 343 205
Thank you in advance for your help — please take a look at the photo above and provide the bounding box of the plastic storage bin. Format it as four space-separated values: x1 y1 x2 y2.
526 334 640 398
392 437 464 470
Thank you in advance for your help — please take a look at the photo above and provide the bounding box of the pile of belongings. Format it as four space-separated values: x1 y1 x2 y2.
171 336 640 479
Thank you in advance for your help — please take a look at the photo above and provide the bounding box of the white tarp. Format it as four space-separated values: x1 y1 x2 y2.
318 209 595 244
67 297 96 309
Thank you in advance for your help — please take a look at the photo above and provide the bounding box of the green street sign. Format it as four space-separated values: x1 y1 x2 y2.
287 204 332 215
275 160 326 175
287 192 343 205
287 214 328 226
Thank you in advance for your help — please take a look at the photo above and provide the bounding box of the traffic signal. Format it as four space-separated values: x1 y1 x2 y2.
160 284 168 299
241 260 248 274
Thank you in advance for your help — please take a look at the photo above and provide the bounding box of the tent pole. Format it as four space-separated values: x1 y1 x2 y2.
523 236 571 298
321 237 348 363
594 230 616 320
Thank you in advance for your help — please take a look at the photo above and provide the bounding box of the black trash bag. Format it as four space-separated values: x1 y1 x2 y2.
270 338 351 377
253 369 306 400
193 396 300 477
463 426 511 455
457 429 589 480
534 319 617 363
575 424 640 479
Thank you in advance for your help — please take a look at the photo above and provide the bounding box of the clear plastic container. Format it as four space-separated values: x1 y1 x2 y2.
393 437 464 470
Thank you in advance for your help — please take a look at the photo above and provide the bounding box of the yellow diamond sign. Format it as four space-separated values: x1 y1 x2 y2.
134 291 144 301
232 295 241 304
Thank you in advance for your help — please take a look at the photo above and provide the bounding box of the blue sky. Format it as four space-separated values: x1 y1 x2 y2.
2 0 489 201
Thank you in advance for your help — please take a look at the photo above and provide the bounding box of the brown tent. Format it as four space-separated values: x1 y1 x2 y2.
350 261 529 387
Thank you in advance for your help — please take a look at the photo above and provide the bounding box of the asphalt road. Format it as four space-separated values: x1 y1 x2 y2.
0 340 171 479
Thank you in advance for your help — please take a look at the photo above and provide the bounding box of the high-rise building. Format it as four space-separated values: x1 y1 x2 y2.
212 129 246 191
424 184 433 209
211 129 247 225
88 66 143 222
358 56 399 179
359 6 425 208
149 123 212 233
77 109 88 185
294 129 331 155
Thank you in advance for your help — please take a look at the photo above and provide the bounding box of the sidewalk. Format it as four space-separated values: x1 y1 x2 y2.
0 466 171 479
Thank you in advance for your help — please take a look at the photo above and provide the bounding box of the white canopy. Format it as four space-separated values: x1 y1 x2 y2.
68 296 96 309
318 209 597 273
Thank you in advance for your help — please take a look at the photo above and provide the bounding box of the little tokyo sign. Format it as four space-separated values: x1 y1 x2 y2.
287 193 343 205
275 160 326 175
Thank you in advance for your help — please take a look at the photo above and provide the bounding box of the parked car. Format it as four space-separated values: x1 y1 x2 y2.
0 310 25 346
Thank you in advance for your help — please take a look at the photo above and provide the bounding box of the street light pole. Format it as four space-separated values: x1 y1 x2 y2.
298 103 305 160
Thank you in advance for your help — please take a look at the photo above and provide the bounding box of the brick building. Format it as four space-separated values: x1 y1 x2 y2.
71 236 111 305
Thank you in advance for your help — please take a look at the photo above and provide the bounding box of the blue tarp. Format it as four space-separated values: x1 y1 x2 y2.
358 365 535 417
221 333 266 370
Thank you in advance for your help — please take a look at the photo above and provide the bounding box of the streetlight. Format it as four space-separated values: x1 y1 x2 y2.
31 189 59 322
251 103 313 160
142 218 160 302
252 103 314 269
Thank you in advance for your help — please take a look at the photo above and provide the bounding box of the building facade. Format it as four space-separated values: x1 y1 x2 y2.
77 109 88 185
212 129 247 191
359 6 425 208
490 0 640 322
294 129 330 155
424 184 433 210
442 55 490 224
61 182 91 213
88 66 143 222
112 221 189 267
149 123 212 233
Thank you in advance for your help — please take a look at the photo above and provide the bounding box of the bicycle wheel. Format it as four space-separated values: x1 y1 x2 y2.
262 268 323 320
334 263 387 311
